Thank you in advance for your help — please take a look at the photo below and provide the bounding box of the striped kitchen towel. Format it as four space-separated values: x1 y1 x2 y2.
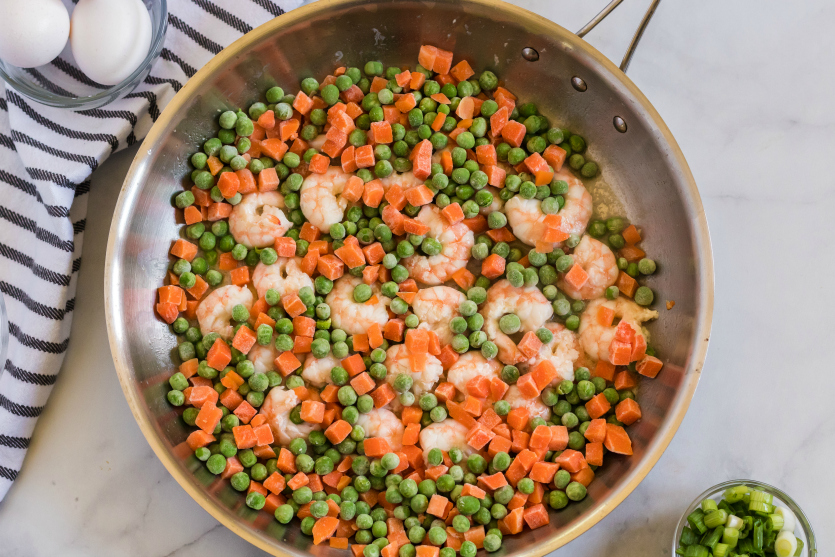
0 0 306 501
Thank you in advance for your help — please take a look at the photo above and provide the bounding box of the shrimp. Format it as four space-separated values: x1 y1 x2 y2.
381 171 422 194
520 322 579 384
410 286 466 346
579 298 659 364
261 386 321 445
481 280 553 365
385 343 443 397
504 169 592 247
418 419 474 466
446 352 503 399
248 343 279 375
299 167 353 233
196 285 253 341
479 186 505 216
554 168 593 238
558 235 618 300
301 351 340 387
402 205 474 285
228 191 292 248
355 408 404 450
252 257 314 299
503 385 551 420
326 275 391 335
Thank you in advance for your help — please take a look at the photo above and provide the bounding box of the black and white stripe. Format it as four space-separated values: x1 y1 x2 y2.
0 0 296 500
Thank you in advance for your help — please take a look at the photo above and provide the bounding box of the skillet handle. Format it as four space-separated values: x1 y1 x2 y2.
575 0 662 73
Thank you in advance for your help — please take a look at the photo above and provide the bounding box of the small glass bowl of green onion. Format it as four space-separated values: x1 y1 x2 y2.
673 480 816 557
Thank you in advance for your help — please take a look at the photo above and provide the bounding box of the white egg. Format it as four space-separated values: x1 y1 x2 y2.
70 0 152 85
0 0 70 68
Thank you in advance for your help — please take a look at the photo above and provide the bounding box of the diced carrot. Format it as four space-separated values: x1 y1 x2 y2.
233 401 257 424
621 224 642 245
464 526 485 549
542 144 567 172
207 202 233 222
186 430 215 451
383 319 405 342
293 91 314 115
183 205 202 225
564 263 590 290
229 266 250 287
516 332 544 362
449 59 475 82
481 253 505 279
451 267 475 290
466 426 494 450
593 360 617 382
427 494 450 518
437 344 460 371
637 355 663 378
341 354 366 376
506 407 530 432
206 338 232 371
195 402 222 434
317 254 345 280
416 546 439 557
490 377 509 401
466 374 490 399
615 398 642 426
275 350 302 376
523 504 550 530
583 442 604 468
277 447 297 473
489 106 509 137
500 120 527 148
253 424 273 446
355 144 375 168
206 155 223 175
231 325 257 354
516 372 541 399
530 461 560 484
369 121 393 144
334 242 366 269
585 393 612 420
609 339 632 365
440 202 465 226
300 400 326 424
260 138 288 161
446 400 477 429
170 239 198 262
503 507 524 535
620 244 646 262
363 437 391 458
404 184 434 207
583 418 607 444
232 424 257 449
510 430 530 453
312 516 340 545
616 271 638 298
529 424 553 451
362 179 385 208
221 456 244 479
506 490 528 510
217 171 240 198
293 335 313 354
349 372 376 396
308 153 330 174
555 449 587 473
325 420 352 444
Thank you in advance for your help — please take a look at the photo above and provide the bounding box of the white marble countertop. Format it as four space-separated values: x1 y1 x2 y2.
0 0 832 555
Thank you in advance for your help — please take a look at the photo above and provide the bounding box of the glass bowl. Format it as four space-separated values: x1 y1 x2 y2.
673 480 817 556
0 0 168 109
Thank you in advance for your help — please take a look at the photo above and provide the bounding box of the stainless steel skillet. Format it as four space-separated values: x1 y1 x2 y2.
105 1 713 554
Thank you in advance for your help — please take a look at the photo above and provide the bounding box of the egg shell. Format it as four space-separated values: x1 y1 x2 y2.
0 0 70 68
70 0 152 85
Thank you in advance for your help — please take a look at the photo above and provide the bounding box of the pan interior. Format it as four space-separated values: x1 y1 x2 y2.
106 1 712 555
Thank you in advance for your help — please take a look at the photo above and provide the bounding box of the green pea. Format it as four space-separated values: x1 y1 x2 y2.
635 286 654 306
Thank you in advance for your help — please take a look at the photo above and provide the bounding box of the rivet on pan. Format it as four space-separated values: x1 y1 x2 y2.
571 76 587 92
613 116 628 133
521 47 539 62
